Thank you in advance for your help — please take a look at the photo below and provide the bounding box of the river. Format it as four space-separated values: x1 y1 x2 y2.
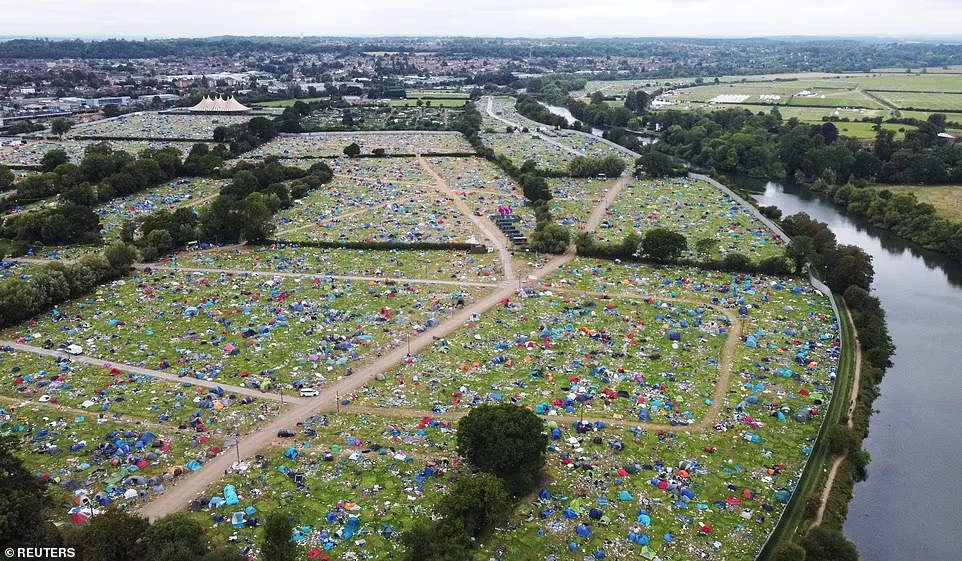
735 178 962 561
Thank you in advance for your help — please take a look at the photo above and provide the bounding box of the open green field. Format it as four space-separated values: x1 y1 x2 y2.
390 98 468 108
873 91 962 111
254 97 330 107
871 185 962 222
851 74 962 92
833 122 915 140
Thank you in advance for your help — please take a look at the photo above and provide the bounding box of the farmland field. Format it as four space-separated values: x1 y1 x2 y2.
872 91 962 111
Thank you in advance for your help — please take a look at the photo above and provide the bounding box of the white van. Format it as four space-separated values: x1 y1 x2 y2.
299 387 319 397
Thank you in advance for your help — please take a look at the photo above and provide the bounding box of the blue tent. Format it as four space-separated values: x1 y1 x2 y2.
638 512 652 527
224 485 239 506
343 517 360 539
577 524 592 538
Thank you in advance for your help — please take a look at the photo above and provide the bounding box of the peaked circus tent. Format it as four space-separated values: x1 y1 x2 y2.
189 95 250 113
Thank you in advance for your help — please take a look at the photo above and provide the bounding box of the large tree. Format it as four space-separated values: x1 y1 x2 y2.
142 513 210 561
50 117 73 139
434 474 511 540
456 404 547 497
66 509 150 561
802 527 859 561
261 512 296 561
642 228 688 261
0 435 60 548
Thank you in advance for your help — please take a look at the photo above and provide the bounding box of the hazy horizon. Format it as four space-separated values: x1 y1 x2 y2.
4 0 962 40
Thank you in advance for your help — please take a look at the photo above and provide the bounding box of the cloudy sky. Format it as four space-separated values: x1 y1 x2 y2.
4 0 962 39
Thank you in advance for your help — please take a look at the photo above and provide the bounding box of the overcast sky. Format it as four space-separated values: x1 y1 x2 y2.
4 0 962 39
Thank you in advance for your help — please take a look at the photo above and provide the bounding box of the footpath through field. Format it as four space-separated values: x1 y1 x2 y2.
810 308 863 529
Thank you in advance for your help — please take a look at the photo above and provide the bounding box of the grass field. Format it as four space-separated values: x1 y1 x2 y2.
255 97 329 107
853 74 962 92
873 91 962 111
833 122 915 140
872 185 962 222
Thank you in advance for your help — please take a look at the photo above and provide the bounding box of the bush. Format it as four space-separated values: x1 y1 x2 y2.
529 223 570 254
642 228 687 261
433 474 511 540
456 404 548 497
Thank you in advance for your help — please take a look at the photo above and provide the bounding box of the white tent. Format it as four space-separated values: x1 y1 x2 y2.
188 95 250 113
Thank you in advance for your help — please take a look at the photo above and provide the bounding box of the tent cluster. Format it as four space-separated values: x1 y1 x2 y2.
596 176 785 260
168 244 502 283
356 288 727 425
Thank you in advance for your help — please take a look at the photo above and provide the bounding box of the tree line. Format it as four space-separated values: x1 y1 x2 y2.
127 158 334 259
655 107 962 184
805 179 962 262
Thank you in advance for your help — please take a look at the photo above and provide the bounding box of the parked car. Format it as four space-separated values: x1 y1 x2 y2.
299 387 318 397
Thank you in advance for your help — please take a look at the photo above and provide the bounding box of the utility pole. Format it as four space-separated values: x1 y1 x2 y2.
235 433 241 464
336 392 340 413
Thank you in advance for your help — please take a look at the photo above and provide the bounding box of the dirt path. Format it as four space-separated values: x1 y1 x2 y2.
134 286 518 520
416 155 515 281
125 143 746 521
484 97 585 157
0 341 304 405
585 173 630 231
135 265 499 288
810 307 862 529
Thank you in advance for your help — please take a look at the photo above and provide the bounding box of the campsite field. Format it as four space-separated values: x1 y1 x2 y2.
70 113 252 140
283 185 481 245
246 132 472 158
0 116 848 561
549 177 617 229
184 260 838 561
426 156 519 193
190 413 463 557
481 133 576 171
389 99 468 108
0 342 290 520
352 291 730 423
593 177 786 260
98 177 226 238
0 139 212 167
162 245 504 283
272 177 483 244
2 271 490 388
